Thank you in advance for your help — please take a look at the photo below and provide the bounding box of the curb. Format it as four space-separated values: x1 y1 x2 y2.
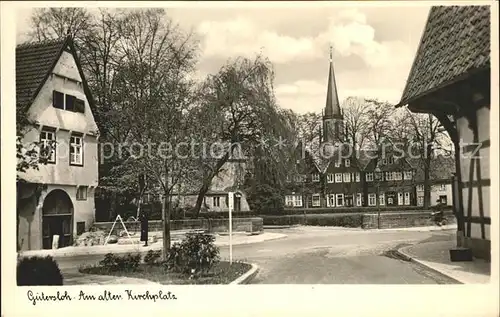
395 246 463 284
229 263 260 285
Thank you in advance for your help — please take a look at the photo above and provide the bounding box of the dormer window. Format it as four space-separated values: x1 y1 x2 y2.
345 159 350 167
53 90 85 113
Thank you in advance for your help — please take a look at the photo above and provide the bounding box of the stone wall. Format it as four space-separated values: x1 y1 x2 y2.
260 211 456 229
361 211 456 229
92 217 264 235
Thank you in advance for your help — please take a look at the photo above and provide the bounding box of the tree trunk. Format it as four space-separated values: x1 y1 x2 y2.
193 152 231 217
193 180 211 218
162 191 171 261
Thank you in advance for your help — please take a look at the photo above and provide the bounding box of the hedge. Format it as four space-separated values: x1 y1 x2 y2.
261 213 364 227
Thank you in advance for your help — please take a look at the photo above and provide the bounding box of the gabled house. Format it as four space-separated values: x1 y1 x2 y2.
169 147 251 213
322 146 364 208
397 6 491 260
283 142 323 208
412 155 456 207
16 36 100 250
363 154 417 206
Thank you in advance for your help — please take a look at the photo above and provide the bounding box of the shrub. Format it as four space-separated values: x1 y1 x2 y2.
163 233 220 276
17 256 63 286
99 252 141 272
143 250 162 266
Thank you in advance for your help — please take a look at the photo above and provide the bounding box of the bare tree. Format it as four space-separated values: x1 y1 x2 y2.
28 8 92 41
400 111 452 208
341 96 371 154
98 9 198 256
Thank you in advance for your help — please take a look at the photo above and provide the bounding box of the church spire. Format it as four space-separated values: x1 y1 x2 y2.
324 45 342 119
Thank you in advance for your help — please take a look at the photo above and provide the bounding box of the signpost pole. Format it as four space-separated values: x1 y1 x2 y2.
228 192 233 265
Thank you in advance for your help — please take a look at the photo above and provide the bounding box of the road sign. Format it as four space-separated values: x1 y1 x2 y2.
228 192 234 264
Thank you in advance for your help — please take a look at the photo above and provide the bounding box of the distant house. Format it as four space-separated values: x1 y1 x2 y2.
16 36 100 250
283 142 324 208
168 148 251 214
413 155 456 207
397 6 491 260
363 154 416 207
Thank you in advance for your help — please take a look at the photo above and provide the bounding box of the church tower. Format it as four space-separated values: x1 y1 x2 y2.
322 46 344 144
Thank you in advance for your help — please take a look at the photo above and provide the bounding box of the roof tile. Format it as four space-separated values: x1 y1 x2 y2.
399 5 490 105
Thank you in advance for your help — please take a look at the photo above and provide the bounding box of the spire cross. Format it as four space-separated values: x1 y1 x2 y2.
329 45 333 62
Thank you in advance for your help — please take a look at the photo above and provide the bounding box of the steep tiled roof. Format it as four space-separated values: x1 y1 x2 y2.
413 155 456 182
16 37 69 110
398 5 490 106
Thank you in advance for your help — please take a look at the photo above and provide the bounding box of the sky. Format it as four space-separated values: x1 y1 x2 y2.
15 3 432 114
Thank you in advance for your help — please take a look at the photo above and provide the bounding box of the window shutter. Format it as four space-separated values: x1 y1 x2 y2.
75 99 85 113
53 91 64 109
65 94 76 111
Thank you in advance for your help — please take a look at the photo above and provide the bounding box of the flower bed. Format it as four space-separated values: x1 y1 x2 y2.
80 261 251 284
78 233 253 284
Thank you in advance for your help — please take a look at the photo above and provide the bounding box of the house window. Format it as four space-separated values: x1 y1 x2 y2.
343 173 351 183
439 184 446 191
388 157 394 164
404 192 410 205
334 161 340 167
356 193 362 206
294 174 305 182
439 195 448 205
76 186 88 200
404 171 413 180
53 91 65 109
395 172 403 181
294 195 303 207
345 159 350 167
327 173 334 183
385 172 393 181
355 172 360 182
39 130 56 163
312 174 320 182
336 194 344 207
366 173 374 182
335 173 343 183
327 194 335 207
285 195 302 207
70 135 83 166
416 184 424 191
53 90 85 113
379 192 385 205
286 175 291 182
375 172 383 181
398 192 404 205
382 159 387 165
312 194 321 207
368 193 376 206
417 196 424 206
213 196 221 207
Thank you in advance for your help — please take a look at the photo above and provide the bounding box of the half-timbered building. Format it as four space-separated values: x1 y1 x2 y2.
397 6 491 260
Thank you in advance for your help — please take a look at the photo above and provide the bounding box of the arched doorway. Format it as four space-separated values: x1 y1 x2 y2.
42 189 74 249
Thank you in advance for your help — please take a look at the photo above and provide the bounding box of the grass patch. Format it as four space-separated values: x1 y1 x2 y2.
79 261 252 285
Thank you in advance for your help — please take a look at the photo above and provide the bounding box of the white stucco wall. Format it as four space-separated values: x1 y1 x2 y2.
457 106 490 240
18 184 96 251
19 50 99 187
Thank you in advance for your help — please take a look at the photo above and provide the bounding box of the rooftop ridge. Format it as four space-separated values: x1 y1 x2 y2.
16 36 67 50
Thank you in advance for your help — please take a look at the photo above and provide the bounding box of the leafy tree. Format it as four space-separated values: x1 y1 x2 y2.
190 55 294 217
